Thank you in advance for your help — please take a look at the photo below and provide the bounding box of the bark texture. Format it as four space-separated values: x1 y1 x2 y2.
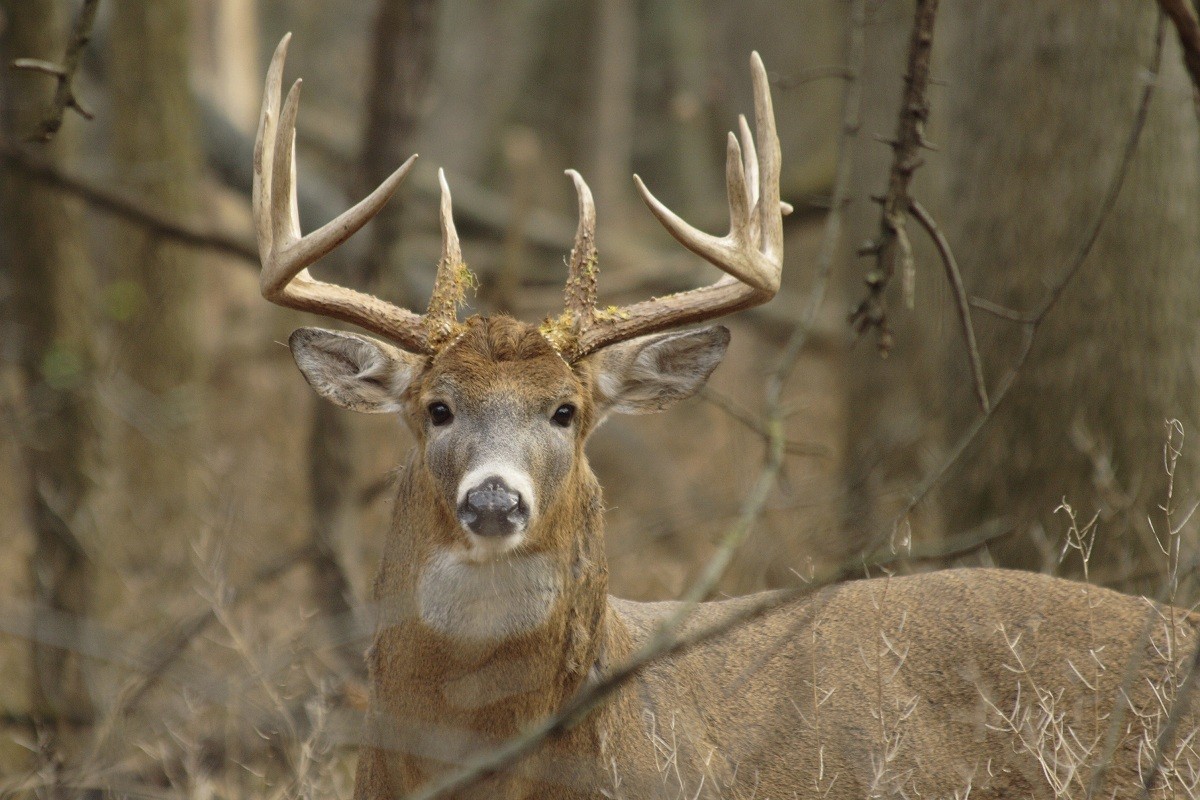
0 0 96 739
360 0 440 293
108 0 203 567
934 3 1200 582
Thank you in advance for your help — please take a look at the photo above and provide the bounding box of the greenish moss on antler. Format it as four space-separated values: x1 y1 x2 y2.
424 259 476 348
538 311 579 356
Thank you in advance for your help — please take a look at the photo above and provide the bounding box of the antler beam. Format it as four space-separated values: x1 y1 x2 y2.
549 51 789 361
254 34 466 355
257 36 785 363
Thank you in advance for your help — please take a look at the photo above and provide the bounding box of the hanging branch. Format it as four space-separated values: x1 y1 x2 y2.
909 199 989 412
847 0 990 414
9 0 101 142
849 0 938 355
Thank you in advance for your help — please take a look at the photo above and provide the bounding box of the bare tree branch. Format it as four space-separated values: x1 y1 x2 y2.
908 198 989 412
849 0 938 354
698 387 828 458
9 0 100 141
771 64 855 90
969 295 1034 324
0 140 258 262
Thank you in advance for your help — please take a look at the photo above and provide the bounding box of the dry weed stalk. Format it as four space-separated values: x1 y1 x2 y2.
1055 501 1106 746
983 623 1103 799
978 425 1200 799
1135 419 1200 795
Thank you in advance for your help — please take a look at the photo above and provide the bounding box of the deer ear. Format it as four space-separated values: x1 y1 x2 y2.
289 328 424 413
589 326 730 417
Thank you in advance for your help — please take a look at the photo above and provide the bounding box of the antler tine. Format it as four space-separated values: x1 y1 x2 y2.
423 169 469 346
738 114 760 244
750 50 784 265
252 33 289 268
269 76 304 269
437 168 463 269
567 51 788 360
563 169 598 323
253 34 435 355
738 114 758 206
724 130 753 248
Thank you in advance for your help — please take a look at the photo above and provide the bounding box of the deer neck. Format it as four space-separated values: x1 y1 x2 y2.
370 450 613 730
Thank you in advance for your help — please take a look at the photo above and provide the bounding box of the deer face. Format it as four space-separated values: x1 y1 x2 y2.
414 319 586 556
288 317 729 561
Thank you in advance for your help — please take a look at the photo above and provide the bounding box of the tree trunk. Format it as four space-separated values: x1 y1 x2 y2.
416 0 557 186
934 2 1200 585
361 0 439 296
108 1 203 570
0 0 96 749
191 0 261 131
590 0 637 221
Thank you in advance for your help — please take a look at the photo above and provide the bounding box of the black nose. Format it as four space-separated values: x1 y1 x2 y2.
458 477 529 537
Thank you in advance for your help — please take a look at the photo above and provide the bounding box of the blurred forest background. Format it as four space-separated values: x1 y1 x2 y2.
1 0 1199 795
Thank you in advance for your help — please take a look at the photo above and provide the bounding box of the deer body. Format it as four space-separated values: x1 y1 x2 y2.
252 36 1198 799
342 320 1197 800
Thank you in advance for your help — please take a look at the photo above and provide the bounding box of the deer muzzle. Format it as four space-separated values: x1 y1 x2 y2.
457 476 530 538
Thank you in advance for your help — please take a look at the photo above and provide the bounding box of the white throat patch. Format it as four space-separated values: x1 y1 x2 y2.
417 549 561 642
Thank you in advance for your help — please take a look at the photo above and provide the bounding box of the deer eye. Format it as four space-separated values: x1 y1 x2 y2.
551 403 576 428
428 402 453 426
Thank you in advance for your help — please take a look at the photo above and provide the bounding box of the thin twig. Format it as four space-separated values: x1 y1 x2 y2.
908 198 989 412
0 140 258 262
849 0 939 354
698 387 828 458
1134 14 1200 749
969 295 1034 324
771 65 855 90
9 0 101 141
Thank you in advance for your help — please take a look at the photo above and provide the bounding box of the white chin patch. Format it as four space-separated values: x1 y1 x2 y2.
464 530 525 560
417 549 560 642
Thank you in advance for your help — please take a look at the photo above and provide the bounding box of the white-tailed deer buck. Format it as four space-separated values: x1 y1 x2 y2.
257 34 1199 800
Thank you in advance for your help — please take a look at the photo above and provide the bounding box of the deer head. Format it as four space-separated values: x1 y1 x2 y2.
254 33 785 565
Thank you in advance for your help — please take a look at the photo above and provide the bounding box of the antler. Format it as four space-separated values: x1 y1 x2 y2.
548 51 788 361
254 34 467 355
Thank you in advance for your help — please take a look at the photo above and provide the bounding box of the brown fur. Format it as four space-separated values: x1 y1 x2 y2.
319 318 1199 799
